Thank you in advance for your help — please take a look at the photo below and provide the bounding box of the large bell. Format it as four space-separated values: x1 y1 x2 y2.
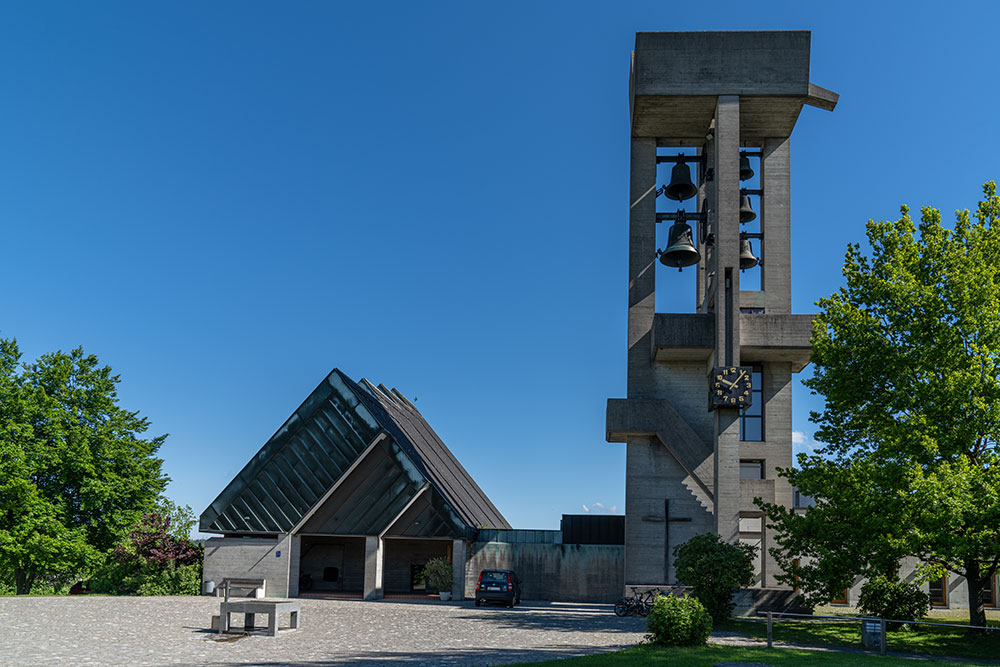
664 159 698 201
739 237 759 270
739 153 754 181
659 221 700 269
739 194 757 223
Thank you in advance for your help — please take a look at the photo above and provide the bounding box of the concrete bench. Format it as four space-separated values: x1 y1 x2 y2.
216 578 266 599
217 600 300 637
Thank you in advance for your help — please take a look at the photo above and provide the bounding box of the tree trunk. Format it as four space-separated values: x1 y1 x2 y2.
13 568 33 596
964 559 988 632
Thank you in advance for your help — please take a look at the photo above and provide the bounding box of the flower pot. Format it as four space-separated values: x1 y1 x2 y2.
439 592 451 601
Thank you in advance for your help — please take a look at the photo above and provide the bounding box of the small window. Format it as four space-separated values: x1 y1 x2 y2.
739 365 764 441
929 576 948 607
740 460 765 480
323 567 339 582
830 588 849 605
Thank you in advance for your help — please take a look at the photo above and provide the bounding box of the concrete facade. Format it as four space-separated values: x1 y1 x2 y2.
466 541 625 603
607 31 838 595
202 535 299 598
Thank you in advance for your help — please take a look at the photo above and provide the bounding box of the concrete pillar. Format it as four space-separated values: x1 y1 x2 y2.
712 95 742 543
287 534 301 598
627 137 657 397
363 536 384 600
761 137 791 313
451 539 467 600
624 137 657 587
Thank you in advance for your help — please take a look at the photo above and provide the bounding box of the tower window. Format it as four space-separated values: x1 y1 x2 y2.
740 459 765 480
740 364 764 441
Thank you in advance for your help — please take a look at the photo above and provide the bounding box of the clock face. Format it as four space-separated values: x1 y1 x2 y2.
710 366 753 408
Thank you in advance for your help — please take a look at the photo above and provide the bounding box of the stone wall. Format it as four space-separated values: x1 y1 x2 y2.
465 541 623 603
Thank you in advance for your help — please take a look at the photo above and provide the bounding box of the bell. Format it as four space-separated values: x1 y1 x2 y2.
739 154 754 181
659 222 700 269
664 159 698 201
739 194 757 223
739 237 759 270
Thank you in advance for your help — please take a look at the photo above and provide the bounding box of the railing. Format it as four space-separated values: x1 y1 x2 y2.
752 610 998 656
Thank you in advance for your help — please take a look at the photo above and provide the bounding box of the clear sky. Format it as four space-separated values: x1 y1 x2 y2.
2 1 998 536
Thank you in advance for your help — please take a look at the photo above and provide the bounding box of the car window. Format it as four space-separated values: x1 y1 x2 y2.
481 571 508 583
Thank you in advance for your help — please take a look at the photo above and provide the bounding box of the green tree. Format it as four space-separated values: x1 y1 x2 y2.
673 533 757 622
760 182 1000 630
0 339 169 594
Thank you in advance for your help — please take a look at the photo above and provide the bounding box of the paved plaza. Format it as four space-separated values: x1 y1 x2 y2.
0 596 647 666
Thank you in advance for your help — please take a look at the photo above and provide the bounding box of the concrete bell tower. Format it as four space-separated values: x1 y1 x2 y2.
606 31 837 592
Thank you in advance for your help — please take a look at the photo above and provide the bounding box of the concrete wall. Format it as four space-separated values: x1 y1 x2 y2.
466 541 623 603
626 361 717 587
202 535 296 598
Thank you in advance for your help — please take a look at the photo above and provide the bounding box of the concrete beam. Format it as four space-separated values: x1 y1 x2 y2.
650 313 815 371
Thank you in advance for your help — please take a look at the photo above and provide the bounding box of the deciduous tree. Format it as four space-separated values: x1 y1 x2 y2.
0 339 168 594
760 182 1000 629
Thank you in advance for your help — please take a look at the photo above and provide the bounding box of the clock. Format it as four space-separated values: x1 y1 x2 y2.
710 366 752 409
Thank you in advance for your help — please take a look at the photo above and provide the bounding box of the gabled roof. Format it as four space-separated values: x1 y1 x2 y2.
199 369 510 538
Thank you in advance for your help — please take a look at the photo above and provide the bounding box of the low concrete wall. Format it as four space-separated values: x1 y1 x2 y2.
466 541 623 603
203 536 295 598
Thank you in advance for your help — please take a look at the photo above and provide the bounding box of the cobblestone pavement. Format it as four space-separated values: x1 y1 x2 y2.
0 596 647 666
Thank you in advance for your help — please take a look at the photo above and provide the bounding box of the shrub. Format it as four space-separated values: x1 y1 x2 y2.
673 533 757 622
645 594 712 646
419 557 453 593
858 575 929 629
89 513 202 595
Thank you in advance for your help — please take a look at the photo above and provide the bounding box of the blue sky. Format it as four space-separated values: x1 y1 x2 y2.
2 2 998 535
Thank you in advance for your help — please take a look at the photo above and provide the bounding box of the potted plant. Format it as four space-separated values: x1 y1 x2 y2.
420 557 453 601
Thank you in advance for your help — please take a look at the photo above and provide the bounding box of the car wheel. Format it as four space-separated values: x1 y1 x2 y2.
475 598 481 607
508 596 515 608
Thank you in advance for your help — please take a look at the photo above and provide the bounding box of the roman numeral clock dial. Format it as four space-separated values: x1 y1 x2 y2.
710 366 753 409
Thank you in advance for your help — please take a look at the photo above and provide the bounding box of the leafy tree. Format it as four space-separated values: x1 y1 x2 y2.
152 498 197 540
0 339 168 594
760 182 1000 630
673 533 756 622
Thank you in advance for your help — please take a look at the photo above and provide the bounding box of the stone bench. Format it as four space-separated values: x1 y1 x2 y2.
216 578 266 598
217 599 300 637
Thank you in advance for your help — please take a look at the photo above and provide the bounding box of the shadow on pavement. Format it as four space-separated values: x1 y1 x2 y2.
451 601 647 634
207 644 628 666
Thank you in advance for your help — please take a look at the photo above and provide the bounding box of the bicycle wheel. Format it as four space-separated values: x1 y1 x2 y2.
613 600 628 617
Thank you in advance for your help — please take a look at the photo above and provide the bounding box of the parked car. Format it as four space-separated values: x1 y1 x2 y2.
475 569 521 607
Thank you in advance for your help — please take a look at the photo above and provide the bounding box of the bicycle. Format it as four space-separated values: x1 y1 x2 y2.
613 586 660 617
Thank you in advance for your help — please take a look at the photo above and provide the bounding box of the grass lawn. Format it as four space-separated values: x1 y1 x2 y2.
523 644 984 666
721 615 1000 662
